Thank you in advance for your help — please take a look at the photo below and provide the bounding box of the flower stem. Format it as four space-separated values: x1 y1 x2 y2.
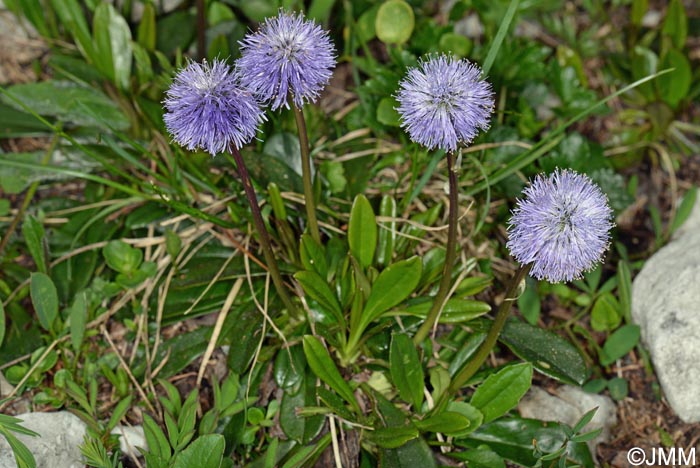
413 152 460 345
230 146 299 316
292 105 321 244
439 263 532 405
195 0 206 61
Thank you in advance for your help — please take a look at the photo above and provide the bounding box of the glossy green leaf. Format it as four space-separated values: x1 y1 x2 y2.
445 401 483 437
376 0 414 45
69 292 87 353
662 0 687 49
3 81 130 130
402 298 491 323
379 438 436 468
600 324 640 366
308 0 335 23
438 32 473 58
607 377 629 400
657 49 691 108
103 240 142 274
224 308 263 374
368 425 419 448
280 368 325 444
300 234 328 279
303 336 359 413
377 97 401 127
359 257 422 333
390 334 424 409
50 0 96 63
590 292 621 332
348 194 377 269
157 327 210 378
470 363 532 423
670 187 697 234
274 346 305 392
456 275 493 296
413 412 470 435
500 320 588 385
294 271 344 326
452 445 505 468
30 273 59 332
172 434 224 468
22 215 47 274
93 3 133 90
458 417 594 467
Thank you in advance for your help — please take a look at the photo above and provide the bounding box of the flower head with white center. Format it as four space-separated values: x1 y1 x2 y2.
506 169 614 283
396 54 494 153
237 10 336 111
163 59 264 156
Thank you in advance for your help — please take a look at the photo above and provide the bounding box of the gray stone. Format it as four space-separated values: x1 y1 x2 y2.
0 372 13 397
631 200 700 423
0 412 87 468
112 424 148 457
0 411 147 467
518 385 617 452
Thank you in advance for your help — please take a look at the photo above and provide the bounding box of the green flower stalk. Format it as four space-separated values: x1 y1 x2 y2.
236 10 337 243
395 54 495 345
163 59 298 316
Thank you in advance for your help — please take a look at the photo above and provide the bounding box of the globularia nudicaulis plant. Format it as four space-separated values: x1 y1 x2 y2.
6 0 681 466
160 11 614 461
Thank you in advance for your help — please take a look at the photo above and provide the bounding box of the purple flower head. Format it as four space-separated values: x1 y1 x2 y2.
163 59 264 155
506 169 614 283
396 54 494 153
237 10 336 111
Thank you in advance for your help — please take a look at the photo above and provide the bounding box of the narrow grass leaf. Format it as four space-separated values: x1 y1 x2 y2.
480 0 519 76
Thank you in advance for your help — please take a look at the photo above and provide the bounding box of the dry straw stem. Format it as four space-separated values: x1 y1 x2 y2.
196 277 245 386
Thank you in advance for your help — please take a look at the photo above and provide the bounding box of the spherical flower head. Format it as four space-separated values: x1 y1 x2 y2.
506 169 614 283
396 54 494 153
237 10 336 111
163 59 264 155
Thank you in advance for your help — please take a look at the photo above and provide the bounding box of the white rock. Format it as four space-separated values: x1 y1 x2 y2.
112 424 148 456
0 411 147 467
0 412 87 468
518 385 617 451
632 200 700 423
0 372 14 397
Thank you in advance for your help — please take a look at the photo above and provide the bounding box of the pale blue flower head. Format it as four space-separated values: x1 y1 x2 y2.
163 59 264 155
237 10 336 111
396 54 494 152
506 169 614 283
